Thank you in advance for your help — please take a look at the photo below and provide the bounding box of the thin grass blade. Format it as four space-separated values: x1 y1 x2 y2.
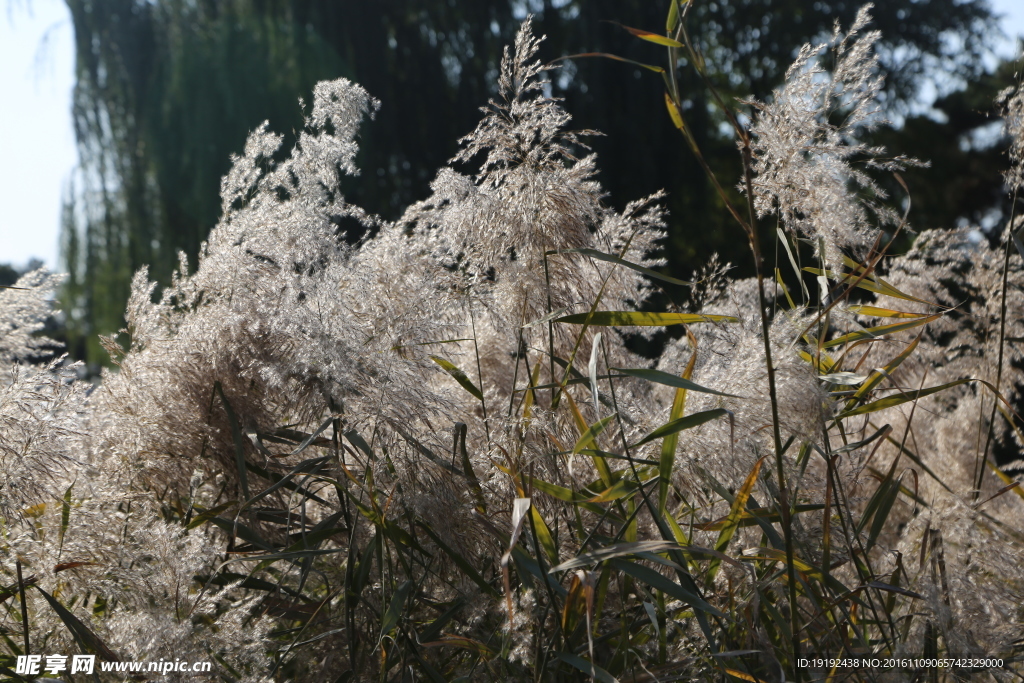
430 355 484 401
556 311 737 326
550 247 691 286
631 408 728 447
708 456 766 581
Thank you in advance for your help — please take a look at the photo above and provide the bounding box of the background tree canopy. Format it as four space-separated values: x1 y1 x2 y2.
59 0 1012 365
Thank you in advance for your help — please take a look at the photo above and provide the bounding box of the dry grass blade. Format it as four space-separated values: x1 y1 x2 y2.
430 355 484 401
846 305 929 318
631 408 729 447
557 652 621 683
215 381 250 500
34 586 119 662
561 52 666 73
501 498 532 620
550 247 692 286
822 315 940 349
665 92 685 130
615 22 685 48
838 378 974 418
609 559 723 617
420 636 495 660
613 367 743 398
556 311 737 326
379 580 413 641
708 456 766 582
573 414 617 454
805 266 933 307
550 541 681 573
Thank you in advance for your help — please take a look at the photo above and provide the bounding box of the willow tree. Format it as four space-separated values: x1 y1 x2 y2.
61 0 346 364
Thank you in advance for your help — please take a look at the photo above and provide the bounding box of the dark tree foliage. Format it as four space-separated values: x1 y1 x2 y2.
546 0 999 277
0 265 18 289
60 0 1002 365
869 58 1020 238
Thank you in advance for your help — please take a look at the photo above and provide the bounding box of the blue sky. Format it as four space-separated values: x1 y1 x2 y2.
1 0 1023 273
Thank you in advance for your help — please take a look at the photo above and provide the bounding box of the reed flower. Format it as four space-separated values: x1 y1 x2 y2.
747 4 922 269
